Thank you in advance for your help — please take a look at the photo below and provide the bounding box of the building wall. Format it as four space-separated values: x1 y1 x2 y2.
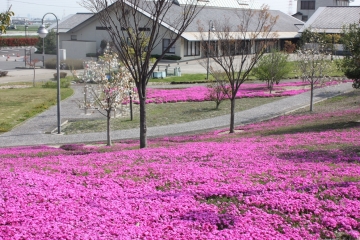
62 41 97 59
59 11 184 60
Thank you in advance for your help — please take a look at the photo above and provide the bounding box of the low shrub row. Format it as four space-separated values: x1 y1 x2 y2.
86 53 98 58
0 37 39 47
42 77 72 88
45 58 84 70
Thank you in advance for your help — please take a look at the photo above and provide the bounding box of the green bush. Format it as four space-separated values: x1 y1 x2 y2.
42 78 71 88
45 58 84 70
86 53 98 57
151 54 181 60
53 72 67 79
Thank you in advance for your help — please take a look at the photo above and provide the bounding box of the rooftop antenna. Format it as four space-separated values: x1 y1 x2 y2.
288 0 293 15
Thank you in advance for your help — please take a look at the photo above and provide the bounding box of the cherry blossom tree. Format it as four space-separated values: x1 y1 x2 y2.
297 29 332 112
82 49 135 146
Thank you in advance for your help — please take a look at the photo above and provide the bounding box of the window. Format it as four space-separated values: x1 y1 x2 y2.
96 26 111 30
184 40 200 56
163 39 175 53
71 35 77 40
138 27 151 31
301 1 315 10
302 15 308 21
336 0 349 6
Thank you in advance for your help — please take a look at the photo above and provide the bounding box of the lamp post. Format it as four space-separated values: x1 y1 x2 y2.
37 13 61 134
42 37 45 68
25 25 28 37
207 20 215 80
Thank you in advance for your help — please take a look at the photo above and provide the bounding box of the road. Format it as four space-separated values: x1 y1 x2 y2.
0 47 39 70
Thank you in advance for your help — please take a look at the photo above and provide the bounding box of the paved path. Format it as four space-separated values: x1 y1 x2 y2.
0 80 354 148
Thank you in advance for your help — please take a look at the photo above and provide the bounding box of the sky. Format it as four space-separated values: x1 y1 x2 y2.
2 0 360 20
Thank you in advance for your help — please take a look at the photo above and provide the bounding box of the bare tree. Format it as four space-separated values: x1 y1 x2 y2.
199 5 278 133
81 0 204 148
25 57 40 87
297 29 332 112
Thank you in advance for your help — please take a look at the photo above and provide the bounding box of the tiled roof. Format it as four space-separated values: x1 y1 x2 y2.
300 6 360 33
49 13 94 33
175 0 262 9
62 1 303 39
179 7 303 33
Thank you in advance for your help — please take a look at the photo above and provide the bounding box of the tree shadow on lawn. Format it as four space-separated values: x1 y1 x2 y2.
183 107 218 114
277 146 360 164
263 121 360 137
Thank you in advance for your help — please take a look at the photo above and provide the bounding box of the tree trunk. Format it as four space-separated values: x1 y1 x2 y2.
139 96 147 148
310 81 314 112
106 110 111 146
33 67 35 87
229 97 235 133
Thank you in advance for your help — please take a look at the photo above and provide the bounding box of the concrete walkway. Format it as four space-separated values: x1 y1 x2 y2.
0 77 354 148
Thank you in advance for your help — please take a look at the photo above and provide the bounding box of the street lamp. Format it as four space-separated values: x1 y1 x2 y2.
37 13 61 134
207 20 215 80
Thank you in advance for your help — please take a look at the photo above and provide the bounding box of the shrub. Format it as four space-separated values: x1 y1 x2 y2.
42 78 71 88
53 72 67 79
0 71 8 77
45 59 84 70
284 40 296 54
100 40 108 50
86 53 98 58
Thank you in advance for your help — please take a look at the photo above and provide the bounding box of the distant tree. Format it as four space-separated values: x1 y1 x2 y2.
199 5 278 133
297 29 332 112
339 23 360 89
0 7 14 34
252 49 291 93
35 30 56 54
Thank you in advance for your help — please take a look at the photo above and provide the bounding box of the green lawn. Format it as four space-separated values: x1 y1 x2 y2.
150 73 214 83
62 97 284 134
0 84 73 132
149 60 344 84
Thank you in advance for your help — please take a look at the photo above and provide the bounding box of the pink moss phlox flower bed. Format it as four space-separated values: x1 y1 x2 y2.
1 109 359 239
138 80 345 104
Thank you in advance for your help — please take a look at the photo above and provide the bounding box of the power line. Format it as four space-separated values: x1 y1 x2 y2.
10 0 84 8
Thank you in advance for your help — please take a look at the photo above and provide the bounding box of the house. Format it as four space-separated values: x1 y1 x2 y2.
292 0 351 22
50 1 303 60
299 6 360 33
298 6 360 54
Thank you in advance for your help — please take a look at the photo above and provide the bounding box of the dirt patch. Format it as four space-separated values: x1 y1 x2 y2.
217 129 244 135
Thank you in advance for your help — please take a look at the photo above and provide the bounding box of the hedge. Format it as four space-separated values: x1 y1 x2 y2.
0 37 39 47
